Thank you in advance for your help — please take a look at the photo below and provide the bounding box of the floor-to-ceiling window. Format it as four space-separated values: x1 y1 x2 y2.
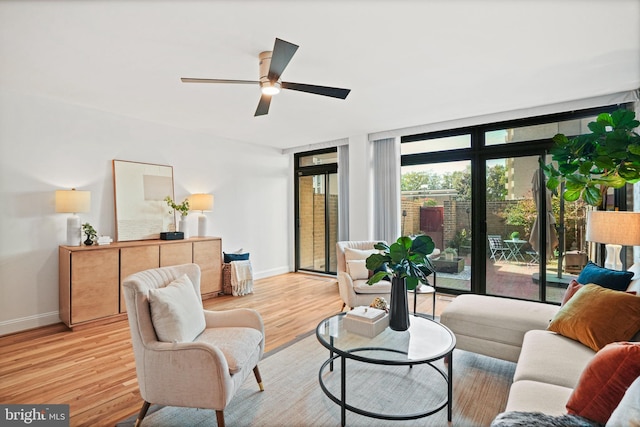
401 105 624 302
295 149 338 274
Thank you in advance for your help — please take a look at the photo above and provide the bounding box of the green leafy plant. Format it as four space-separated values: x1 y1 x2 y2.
541 109 640 207
365 235 436 291
443 247 457 260
164 196 190 216
82 223 97 243
510 231 520 240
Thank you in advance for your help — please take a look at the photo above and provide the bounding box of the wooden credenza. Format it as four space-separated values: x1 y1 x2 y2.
59 237 222 328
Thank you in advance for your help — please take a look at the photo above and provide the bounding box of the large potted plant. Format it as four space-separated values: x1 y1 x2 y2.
365 235 436 331
541 109 640 208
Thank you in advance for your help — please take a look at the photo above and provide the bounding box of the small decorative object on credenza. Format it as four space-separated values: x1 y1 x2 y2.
164 196 190 238
344 306 389 337
160 232 184 240
81 222 97 246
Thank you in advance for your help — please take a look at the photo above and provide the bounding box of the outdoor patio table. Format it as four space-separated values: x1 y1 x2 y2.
504 239 527 262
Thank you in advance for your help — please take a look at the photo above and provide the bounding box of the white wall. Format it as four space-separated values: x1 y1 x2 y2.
0 90 292 335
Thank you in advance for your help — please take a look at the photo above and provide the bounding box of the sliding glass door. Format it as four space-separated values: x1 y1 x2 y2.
400 106 618 302
295 150 338 274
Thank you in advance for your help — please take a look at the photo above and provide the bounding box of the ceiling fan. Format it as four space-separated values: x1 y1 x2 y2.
181 38 351 117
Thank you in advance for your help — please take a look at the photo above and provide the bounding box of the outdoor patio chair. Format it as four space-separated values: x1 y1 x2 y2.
488 235 509 262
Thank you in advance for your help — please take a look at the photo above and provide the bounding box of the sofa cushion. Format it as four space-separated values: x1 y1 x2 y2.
148 274 206 343
566 342 640 425
606 375 640 427
548 284 640 351
440 294 559 351
196 326 263 374
513 330 595 389
505 380 573 416
577 261 633 291
353 279 391 294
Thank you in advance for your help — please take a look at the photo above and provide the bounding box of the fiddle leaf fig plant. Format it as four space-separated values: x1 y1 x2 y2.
365 235 436 291
541 109 640 208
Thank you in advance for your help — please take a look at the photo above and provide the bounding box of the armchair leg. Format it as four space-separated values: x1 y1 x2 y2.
133 401 151 427
253 365 264 391
216 410 225 427
340 302 346 311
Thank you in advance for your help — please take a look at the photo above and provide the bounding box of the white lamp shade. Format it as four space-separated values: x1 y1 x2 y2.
586 210 640 270
189 193 214 212
585 211 640 246
56 189 91 213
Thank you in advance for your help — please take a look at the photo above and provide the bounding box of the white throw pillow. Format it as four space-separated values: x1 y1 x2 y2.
346 260 369 280
606 375 640 426
344 247 377 261
148 274 206 343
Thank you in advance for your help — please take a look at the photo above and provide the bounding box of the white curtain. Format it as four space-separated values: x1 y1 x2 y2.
337 144 349 241
633 94 640 263
372 137 401 244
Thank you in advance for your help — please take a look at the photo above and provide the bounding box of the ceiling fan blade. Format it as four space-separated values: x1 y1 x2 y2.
281 82 351 99
254 94 272 116
268 38 299 81
181 78 259 85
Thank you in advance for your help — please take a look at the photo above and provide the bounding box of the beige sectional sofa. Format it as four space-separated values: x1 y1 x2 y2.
440 268 640 420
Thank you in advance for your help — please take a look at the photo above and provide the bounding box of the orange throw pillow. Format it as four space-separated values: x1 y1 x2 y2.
566 342 640 424
548 284 640 352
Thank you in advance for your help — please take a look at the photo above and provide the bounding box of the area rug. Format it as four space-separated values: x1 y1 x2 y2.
117 331 516 426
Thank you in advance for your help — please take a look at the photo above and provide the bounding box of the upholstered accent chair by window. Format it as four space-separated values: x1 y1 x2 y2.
336 241 392 311
122 263 264 427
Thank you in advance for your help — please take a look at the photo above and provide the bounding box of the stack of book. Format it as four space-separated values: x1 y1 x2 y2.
344 306 389 337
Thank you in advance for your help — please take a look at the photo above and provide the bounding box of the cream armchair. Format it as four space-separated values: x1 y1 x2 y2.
336 241 392 310
122 263 264 427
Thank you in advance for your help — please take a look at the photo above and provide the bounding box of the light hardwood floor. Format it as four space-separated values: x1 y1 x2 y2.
0 273 452 426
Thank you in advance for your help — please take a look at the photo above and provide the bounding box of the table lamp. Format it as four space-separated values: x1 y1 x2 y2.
56 188 91 246
189 193 214 237
585 210 640 270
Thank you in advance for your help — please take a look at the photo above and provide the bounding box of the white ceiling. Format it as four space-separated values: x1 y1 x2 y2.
2 0 639 151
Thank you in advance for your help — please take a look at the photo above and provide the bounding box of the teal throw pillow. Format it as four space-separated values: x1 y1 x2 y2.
224 252 250 263
577 262 633 291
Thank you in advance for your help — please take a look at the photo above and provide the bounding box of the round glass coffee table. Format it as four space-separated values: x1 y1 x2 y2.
316 312 456 426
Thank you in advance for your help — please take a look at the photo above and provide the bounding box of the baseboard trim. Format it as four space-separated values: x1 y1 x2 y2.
0 311 60 336
253 266 291 280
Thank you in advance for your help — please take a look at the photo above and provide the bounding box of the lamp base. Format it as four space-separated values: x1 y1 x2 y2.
197 214 207 237
604 243 623 271
66 215 81 246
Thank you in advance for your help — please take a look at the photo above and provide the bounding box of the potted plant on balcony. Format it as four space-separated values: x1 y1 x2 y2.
366 235 436 331
541 109 640 208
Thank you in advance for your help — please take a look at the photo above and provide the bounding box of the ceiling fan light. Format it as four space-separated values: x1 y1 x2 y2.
261 81 281 95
